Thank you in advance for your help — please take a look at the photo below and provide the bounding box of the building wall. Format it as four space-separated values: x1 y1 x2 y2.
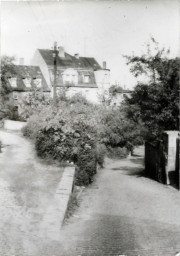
94 69 110 90
31 50 51 87
31 50 111 104
8 91 50 116
56 87 99 104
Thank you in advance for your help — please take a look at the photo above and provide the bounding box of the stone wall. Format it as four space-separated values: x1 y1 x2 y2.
56 87 99 104
176 138 180 189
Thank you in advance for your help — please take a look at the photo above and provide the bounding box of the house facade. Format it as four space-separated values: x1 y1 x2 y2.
31 46 110 103
7 65 50 118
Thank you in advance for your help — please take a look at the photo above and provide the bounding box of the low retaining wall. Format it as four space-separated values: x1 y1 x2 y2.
55 166 76 226
4 120 27 131
40 166 76 240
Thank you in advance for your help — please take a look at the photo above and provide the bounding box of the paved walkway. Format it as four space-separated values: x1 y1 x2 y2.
1 131 180 256
55 147 180 256
0 130 64 256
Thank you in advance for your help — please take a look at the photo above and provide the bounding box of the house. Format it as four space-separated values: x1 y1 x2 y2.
31 44 110 103
7 65 50 118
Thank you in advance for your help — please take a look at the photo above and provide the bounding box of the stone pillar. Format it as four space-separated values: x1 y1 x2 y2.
163 131 179 185
176 138 180 189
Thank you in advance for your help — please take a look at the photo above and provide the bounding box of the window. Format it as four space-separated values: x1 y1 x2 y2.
84 75 89 83
9 77 17 88
34 78 42 88
62 69 78 85
23 78 31 88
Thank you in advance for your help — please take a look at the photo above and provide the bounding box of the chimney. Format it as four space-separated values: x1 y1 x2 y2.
74 53 79 59
19 58 24 65
58 46 65 58
103 61 106 69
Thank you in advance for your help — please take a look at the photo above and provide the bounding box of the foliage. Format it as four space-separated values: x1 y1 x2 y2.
109 85 124 96
106 146 128 159
100 108 143 151
23 92 145 185
23 97 104 185
19 88 51 121
0 55 16 96
124 38 179 141
0 56 16 120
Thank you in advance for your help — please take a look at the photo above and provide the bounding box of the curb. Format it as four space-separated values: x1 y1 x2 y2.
39 166 76 240
55 166 76 227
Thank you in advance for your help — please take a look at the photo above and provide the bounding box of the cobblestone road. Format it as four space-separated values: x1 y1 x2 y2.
55 147 180 256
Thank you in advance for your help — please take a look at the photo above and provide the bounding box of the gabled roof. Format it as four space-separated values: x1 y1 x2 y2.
38 49 102 70
8 65 50 92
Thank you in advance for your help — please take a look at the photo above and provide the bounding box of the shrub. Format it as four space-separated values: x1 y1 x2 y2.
100 108 144 152
35 120 98 186
106 146 128 159
23 94 143 186
23 98 103 186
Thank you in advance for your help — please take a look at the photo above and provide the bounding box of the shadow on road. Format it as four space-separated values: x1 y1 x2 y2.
130 157 144 165
112 166 145 178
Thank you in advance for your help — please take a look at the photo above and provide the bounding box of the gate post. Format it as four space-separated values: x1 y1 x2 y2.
163 131 179 186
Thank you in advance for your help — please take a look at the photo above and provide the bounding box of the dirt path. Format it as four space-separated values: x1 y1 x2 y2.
0 130 64 256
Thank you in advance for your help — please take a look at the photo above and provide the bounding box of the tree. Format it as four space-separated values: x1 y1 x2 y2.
0 55 16 96
123 39 179 141
0 55 16 119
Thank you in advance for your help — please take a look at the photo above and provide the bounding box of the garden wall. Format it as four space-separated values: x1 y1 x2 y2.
145 140 165 183
145 131 179 187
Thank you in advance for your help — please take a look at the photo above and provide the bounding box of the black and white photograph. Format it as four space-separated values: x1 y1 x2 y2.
0 0 180 255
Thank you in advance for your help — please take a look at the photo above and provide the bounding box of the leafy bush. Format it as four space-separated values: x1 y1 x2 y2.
23 98 104 185
106 146 128 159
100 108 144 152
23 94 144 186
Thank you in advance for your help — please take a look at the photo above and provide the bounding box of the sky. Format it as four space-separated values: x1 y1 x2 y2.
1 0 180 89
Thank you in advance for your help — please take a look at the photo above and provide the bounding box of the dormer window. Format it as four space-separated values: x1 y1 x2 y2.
62 69 78 85
23 78 31 88
9 77 17 88
34 78 42 88
84 75 90 83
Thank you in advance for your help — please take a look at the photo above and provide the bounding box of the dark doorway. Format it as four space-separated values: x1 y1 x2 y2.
13 106 19 120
